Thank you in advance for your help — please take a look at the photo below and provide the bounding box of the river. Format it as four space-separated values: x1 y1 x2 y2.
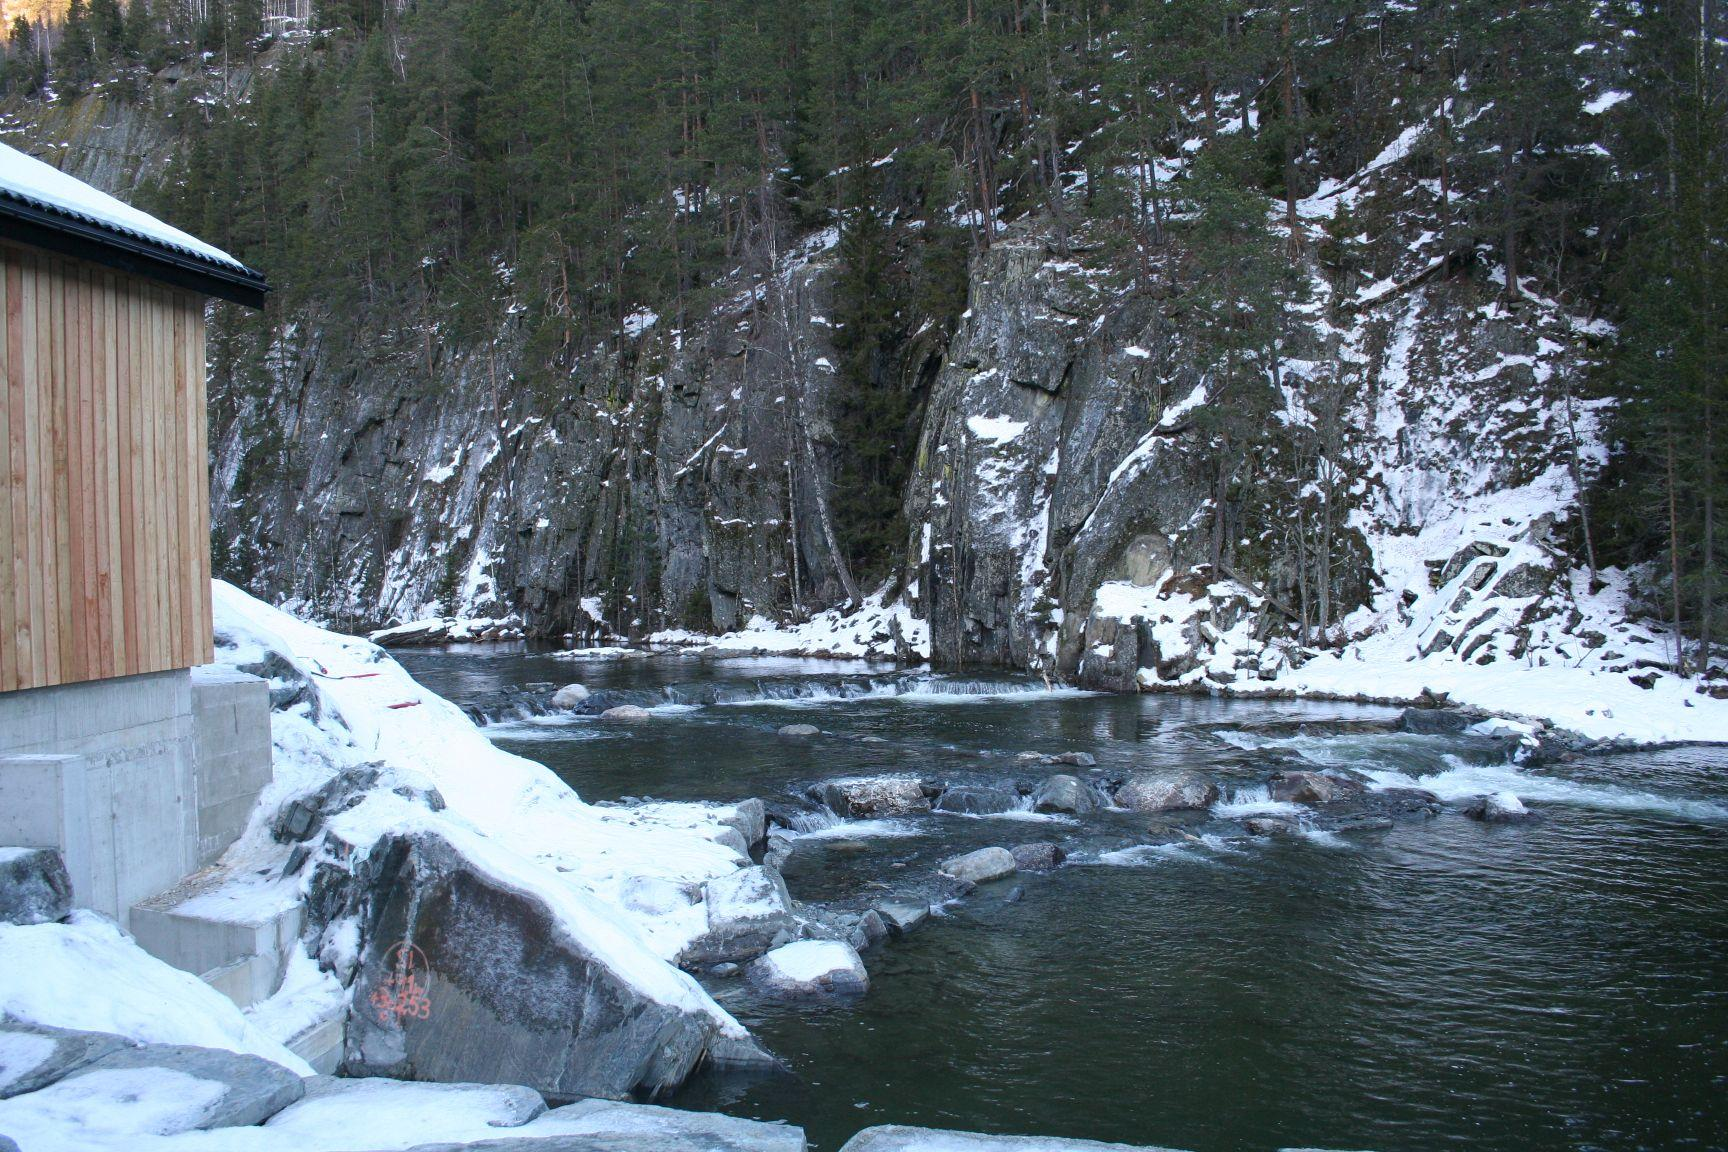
396 645 1728 1152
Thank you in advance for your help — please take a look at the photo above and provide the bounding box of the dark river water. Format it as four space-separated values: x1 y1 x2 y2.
395 646 1728 1152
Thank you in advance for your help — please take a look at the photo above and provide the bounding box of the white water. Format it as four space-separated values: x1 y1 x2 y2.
1211 783 1305 819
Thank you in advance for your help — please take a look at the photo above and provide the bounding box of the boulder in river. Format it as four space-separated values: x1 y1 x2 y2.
1463 791 1538 823
1243 816 1298 837
599 704 653 722
1114 772 1219 812
777 723 821 738
1267 770 1362 804
874 902 931 937
939 847 1017 885
1046 751 1098 767
819 776 930 818
1031 774 1099 815
1009 842 1066 871
0 847 72 926
682 865 799 965
933 785 1021 815
1398 707 1475 735
332 830 739 1101
549 683 590 710
748 940 869 998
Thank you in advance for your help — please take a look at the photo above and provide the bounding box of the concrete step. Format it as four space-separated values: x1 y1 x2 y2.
130 865 305 1010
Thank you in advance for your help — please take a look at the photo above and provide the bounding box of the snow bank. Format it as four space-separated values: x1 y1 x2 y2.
650 591 930 662
0 913 312 1074
209 580 753 1023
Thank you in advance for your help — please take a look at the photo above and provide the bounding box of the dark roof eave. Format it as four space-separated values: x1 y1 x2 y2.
0 196 269 309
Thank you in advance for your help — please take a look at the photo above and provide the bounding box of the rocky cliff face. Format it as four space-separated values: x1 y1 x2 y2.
4 84 1611 688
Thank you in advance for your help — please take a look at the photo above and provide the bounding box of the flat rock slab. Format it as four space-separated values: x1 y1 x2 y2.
873 902 930 937
939 847 1017 885
534 1098 806 1152
0 1020 132 1099
839 1125 1188 1152
68 1042 305 1128
266 1076 547 1143
0 848 71 926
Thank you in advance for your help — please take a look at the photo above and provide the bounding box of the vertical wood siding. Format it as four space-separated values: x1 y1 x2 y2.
0 241 213 692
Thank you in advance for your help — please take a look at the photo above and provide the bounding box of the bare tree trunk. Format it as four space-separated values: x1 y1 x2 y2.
1668 426 1690 675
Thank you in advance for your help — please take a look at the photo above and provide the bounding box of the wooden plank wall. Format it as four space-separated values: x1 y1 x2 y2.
0 240 213 693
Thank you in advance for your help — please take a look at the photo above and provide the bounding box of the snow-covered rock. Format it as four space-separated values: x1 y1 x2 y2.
0 1022 130 1100
748 941 869 998
548 683 590 710
1463 792 1537 824
680 866 798 967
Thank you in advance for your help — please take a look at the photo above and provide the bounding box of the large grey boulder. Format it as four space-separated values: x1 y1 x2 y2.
681 866 798 965
330 830 730 1102
1031 774 1098 815
777 724 821 738
939 847 1017 885
1398 707 1473 735
534 1099 806 1152
747 940 869 998
933 786 1021 815
67 1042 305 1129
819 777 930 818
0 848 72 926
840 1124 1187 1151
720 799 768 851
1114 773 1219 812
599 705 653 722
0 1020 133 1098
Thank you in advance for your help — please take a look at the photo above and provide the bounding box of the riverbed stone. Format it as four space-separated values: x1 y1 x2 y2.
1009 842 1066 871
934 785 1021 815
839 1124 1187 1151
600 705 653 722
939 847 1017 885
0 1020 133 1098
69 1043 306 1129
1032 774 1098 815
1267 771 1361 804
1398 707 1474 735
1463 791 1537 823
1114 773 1219 813
682 866 798 965
0 848 72 926
777 724 821 738
550 684 591 709
819 777 930 818
1046 751 1097 767
874 902 930 937
748 940 869 998
1243 817 1298 837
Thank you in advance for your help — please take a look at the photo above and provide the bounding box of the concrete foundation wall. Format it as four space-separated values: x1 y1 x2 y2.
0 666 273 928
0 671 197 928
190 667 273 866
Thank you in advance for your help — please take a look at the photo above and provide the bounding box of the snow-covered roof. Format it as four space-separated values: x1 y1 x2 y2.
0 142 265 302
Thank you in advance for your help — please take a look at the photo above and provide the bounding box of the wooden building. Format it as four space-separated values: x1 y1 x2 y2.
0 142 266 693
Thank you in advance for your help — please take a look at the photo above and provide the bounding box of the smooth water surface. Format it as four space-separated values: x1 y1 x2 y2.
397 646 1728 1152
